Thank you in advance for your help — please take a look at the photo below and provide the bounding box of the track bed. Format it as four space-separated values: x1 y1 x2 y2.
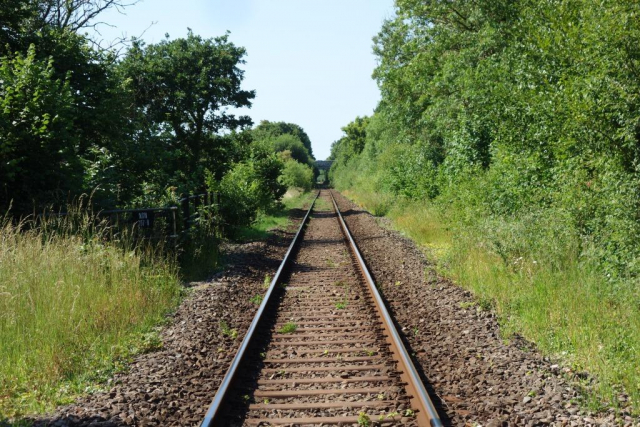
205 190 440 426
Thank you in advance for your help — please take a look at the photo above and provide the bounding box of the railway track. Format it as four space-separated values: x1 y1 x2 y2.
201 190 442 426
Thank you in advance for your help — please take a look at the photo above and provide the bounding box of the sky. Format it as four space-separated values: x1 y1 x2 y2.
92 0 395 160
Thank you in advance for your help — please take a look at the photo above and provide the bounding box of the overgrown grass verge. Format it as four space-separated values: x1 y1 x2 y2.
0 215 182 420
233 189 315 241
341 188 640 415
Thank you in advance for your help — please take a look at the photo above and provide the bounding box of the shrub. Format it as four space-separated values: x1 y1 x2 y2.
211 154 285 231
279 159 314 192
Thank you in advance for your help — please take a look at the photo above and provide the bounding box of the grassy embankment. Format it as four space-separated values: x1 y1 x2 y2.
234 189 316 241
340 188 640 414
0 214 182 420
0 188 327 421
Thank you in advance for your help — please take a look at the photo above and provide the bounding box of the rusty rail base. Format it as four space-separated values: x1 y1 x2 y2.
329 190 443 427
200 191 320 427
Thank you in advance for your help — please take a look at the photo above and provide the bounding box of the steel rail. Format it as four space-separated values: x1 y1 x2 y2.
200 191 320 427
329 190 443 427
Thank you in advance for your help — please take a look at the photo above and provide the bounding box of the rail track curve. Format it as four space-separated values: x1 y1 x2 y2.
201 189 442 426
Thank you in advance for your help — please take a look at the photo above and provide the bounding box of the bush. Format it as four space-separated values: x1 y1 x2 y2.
279 159 314 192
212 154 285 231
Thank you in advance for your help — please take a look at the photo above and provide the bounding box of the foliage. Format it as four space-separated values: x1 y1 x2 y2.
279 159 314 192
272 134 314 166
210 150 285 232
253 120 314 160
120 31 255 195
330 0 640 411
331 0 640 280
0 46 74 210
233 190 314 242
250 120 317 192
0 23 133 211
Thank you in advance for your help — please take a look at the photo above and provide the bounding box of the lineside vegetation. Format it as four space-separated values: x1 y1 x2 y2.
0 210 181 417
330 0 640 413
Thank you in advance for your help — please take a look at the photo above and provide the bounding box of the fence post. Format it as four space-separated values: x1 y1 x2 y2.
181 194 189 232
172 209 177 237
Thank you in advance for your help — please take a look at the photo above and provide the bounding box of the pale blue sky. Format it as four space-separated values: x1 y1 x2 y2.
92 0 395 160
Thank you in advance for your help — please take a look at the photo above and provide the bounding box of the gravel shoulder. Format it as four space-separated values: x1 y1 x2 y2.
32 208 308 427
331 190 625 427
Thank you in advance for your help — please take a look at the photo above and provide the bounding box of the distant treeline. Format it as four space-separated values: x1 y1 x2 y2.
0 1 316 230
330 0 640 280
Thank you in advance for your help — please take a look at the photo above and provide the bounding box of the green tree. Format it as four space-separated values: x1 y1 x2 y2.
120 30 255 194
253 121 315 160
279 159 314 192
0 45 75 210
272 134 313 166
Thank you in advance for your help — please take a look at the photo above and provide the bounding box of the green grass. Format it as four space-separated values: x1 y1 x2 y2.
313 196 331 211
278 322 298 334
234 189 315 242
343 188 640 414
0 215 181 420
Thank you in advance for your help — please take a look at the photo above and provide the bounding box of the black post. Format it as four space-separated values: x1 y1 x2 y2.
181 194 189 232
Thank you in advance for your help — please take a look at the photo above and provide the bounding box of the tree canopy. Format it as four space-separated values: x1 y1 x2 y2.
331 0 640 280
0 5 315 216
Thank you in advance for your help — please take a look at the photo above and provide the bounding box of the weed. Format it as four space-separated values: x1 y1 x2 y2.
334 299 347 309
263 274 272 289
413 327 419 336
326 259 337 268
405 409 415 417
395 280 402 286
357 412 371 426
250 294 263 305
379 411 399 420
220 321 238 340
476 297 492 312
263 398 270 404
459 301 475 309
278 322 297 334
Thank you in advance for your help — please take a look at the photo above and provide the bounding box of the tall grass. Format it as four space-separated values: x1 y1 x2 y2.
0 211 181 418
342 187 640 414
